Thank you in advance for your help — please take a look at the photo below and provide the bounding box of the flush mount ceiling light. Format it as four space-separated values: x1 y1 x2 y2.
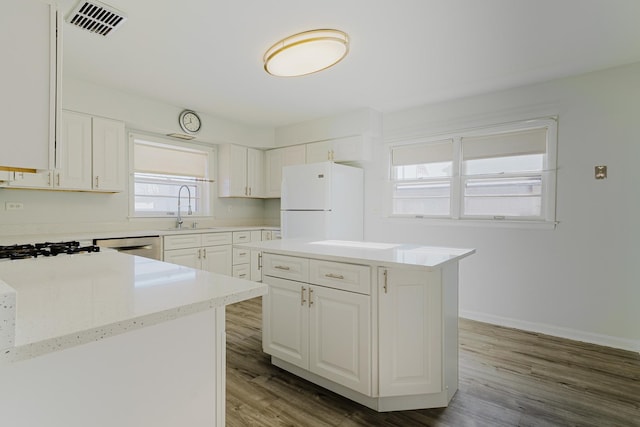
263 29 349 77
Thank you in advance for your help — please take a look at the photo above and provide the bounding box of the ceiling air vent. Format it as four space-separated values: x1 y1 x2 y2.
66 0 127 36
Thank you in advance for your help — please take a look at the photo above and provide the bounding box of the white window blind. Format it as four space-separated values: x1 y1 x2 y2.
131 135 212 217
462 128 547 160
392 139 453 166
134 141 208 178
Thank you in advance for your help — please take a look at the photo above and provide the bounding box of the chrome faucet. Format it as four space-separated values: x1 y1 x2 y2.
176 185 192 229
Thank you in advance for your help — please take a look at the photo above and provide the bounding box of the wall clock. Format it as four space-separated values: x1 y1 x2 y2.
179 110 201 134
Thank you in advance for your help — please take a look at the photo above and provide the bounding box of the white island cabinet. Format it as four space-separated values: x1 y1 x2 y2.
236 239 475 412
0 250 266 427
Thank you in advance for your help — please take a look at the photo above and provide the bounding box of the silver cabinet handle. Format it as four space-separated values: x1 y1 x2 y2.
56 173 60 187
258 252 262 270
239 252 247 256
274 265 290 271
197 248 202 259
301 286 306 306
325 273 344 280
383 269 388 294
95 176 99 188
309 288 314 307
239 273 246 278
203 248 207 259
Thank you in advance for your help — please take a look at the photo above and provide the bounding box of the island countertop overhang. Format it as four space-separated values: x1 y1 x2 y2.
236 239 475 269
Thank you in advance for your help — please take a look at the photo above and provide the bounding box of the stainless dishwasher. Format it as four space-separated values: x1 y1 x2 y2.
93 236 162 260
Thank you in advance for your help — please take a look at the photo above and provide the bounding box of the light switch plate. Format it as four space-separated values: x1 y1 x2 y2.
595 165 607 179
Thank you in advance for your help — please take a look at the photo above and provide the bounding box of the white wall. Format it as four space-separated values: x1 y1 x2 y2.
0 77 274 236
365 62 640 351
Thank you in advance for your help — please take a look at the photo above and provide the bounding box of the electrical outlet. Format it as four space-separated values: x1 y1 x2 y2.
5 202 24 210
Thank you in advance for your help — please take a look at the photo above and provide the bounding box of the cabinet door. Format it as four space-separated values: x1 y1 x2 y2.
250 250 262 282
163 248 201 269
202 245 232 276
262 276 309 369
246 148 264 197
218 144 247 197
331 135 371 163
308 285 371 395
305 141 332 163
264 146 306 198
57 111 92 190
0 0 56 171
92 117 126 192
8 171 52 189
378 267 442 397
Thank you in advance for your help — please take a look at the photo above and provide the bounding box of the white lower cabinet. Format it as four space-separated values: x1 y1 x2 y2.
163 232 232 276
378 267 442 397
260 252 456 412
262 254 371 395
232 230 261 280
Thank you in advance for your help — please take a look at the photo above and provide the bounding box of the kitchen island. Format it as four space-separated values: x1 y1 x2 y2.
236 238 475 412
0 250 267 427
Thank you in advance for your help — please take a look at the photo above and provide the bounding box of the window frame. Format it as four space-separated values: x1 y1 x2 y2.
128 132 216 219
388 117 557 225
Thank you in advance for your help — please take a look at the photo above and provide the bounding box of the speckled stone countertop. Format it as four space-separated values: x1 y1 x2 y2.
0 251 267 364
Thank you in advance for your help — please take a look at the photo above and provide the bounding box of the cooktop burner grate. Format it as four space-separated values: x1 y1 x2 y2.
0 241 100 260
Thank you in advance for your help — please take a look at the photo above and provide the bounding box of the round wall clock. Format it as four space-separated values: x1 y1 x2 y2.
179 110 202 134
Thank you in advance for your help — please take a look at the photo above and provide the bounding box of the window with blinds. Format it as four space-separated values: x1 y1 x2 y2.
391 139 454 217
132 135 212 217
390 118 557 222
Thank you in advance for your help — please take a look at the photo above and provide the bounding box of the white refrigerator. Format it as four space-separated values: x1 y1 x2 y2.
281 162 363 240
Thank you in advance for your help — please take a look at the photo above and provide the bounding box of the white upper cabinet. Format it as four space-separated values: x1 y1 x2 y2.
57 111 92 190
92 117 126 192
218 144 264 198
0 0 58 171
264 145 306 198
6 111 126 192
305 135 372 164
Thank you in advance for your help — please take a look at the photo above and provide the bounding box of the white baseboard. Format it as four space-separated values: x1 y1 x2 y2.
460 310 640 354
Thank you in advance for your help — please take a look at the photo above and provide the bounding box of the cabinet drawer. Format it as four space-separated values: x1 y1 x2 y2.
163 234 202 250
310 260 371 295
232 264 250 279
233 247 250 265
202 232 232 246
233 231 251 244
263 253 309 282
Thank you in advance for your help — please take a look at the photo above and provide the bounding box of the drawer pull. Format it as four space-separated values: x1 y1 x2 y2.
239 252 247 256
239 273 246 278
325 273 344 280
274 265 290 271
238 235 247 240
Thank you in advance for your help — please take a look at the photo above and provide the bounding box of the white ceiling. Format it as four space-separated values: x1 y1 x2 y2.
59 0 640 128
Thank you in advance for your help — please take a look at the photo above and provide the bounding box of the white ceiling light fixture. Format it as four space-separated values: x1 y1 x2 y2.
263 29 349 77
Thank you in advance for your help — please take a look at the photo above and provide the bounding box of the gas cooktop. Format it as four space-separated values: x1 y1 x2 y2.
0 241 100 260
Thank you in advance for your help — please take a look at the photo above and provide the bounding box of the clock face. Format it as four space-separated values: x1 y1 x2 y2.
180 110 201 134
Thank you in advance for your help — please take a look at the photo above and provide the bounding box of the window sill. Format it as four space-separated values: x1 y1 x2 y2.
387 216 558 230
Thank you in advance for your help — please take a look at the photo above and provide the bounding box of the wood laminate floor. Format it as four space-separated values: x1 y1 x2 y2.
225 297 640 427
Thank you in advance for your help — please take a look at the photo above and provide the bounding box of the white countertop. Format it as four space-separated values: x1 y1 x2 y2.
0 225 280 246
0 250 267 363
236 239 475 268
